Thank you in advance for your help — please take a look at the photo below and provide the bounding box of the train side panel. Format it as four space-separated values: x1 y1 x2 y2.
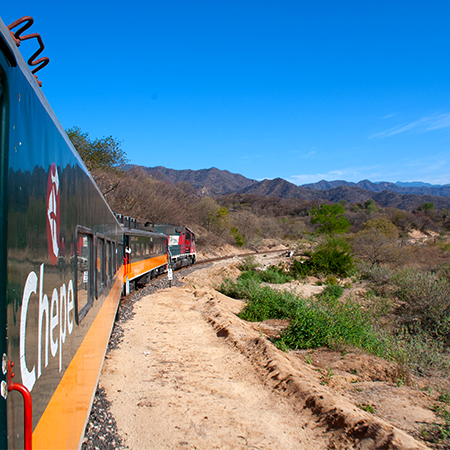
0 17 123 449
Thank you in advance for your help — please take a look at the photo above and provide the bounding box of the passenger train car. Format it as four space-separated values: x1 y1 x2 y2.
0 16 196 449
116 215 168 295
0 16 121 450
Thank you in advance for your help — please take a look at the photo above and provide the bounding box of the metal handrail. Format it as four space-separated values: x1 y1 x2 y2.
8 360 32 450
7 16 49 87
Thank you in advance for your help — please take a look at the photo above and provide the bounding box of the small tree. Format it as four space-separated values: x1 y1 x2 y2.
310 203 350 235
66 126 128 172
364 199 377 213
418 202 435 214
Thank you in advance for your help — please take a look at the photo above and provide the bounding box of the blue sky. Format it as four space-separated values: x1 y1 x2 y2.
2 1 450 185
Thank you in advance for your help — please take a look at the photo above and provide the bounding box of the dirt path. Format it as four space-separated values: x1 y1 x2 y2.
100 285 326 449
99 260 430 450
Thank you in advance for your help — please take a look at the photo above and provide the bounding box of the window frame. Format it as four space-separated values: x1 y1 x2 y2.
75 226 94 323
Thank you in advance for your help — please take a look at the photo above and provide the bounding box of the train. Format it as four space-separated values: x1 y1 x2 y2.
0 16 195 449
145 223 196 269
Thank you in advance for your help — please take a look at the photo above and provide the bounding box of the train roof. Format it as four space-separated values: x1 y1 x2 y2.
146 223 196 236
120 225 167 239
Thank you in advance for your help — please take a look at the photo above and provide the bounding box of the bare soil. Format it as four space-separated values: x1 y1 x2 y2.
94 252 448 449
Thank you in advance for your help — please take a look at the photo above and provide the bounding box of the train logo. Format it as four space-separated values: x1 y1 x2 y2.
46 163 60 265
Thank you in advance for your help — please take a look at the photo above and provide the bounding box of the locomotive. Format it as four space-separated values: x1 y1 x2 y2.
145 223 196 269
0 16 195 449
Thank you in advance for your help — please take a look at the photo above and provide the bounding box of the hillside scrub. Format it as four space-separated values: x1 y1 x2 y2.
219 257 450 383
218 269 389 357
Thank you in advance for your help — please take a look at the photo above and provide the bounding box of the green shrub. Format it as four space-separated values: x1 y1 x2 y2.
309 246 354 277
231 227 245 247
219 276 260 301
318 284 344 301
290 259 312 277
237 287 300 322
290 237 354 278
276 297 384 354
259 266 293 284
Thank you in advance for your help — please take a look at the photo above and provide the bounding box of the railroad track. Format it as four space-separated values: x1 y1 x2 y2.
193 248 289 266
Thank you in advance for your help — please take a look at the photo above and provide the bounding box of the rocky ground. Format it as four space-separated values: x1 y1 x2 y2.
81 251 448 450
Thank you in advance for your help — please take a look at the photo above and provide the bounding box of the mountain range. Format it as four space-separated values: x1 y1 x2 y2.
130 165 450 210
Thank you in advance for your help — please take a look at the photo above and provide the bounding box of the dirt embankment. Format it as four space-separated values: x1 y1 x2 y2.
97 254 440 449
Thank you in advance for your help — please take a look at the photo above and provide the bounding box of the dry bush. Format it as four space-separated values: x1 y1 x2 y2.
393 268 450 343
346 210 372 233
405 243 450 271
280 217 309 239
363 217 399 239
230 210 261 244
97 167 199 226
351 229 408 267
257 216 284 239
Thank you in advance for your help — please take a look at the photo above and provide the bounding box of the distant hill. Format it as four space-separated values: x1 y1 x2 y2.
129 165 257 195
127 165 450 210
244 178 450 209
302 179 450 197
395 181 448 188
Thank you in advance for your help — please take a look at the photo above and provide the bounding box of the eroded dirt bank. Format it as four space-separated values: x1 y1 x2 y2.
98 258 432 449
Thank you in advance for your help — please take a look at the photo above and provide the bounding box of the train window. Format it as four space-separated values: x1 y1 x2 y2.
76 230 93 320
106 240 112 283
112 241 116 273
96 236 105 296
118 243 123 267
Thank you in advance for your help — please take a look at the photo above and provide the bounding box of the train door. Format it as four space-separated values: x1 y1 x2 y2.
0 58 9 450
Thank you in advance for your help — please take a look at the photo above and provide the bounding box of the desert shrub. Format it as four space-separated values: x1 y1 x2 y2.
393 268 450 342
230 283 300 322
351 229 407 267
258 266 293 284
389 327 450 376
290 237 354 278
219 276 260 301
290 258 312 277
318 284 344 301
231 227 245 247
359 263 395 284
435 263 450 281
364 217 399 239
276 296 385 354
309 237 354 277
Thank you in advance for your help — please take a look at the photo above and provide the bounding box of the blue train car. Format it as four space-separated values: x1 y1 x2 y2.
0 16 124 449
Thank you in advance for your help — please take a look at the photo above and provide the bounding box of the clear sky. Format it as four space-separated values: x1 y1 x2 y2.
2 1 450 185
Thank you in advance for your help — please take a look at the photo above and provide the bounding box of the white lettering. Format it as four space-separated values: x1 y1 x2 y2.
38 264 49 377
20 264 76 391
67 280 74 334
59 284 67 372
50 289 59 357
20 272 37 392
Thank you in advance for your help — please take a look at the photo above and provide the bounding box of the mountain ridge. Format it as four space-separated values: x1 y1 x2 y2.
128 165 450 210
